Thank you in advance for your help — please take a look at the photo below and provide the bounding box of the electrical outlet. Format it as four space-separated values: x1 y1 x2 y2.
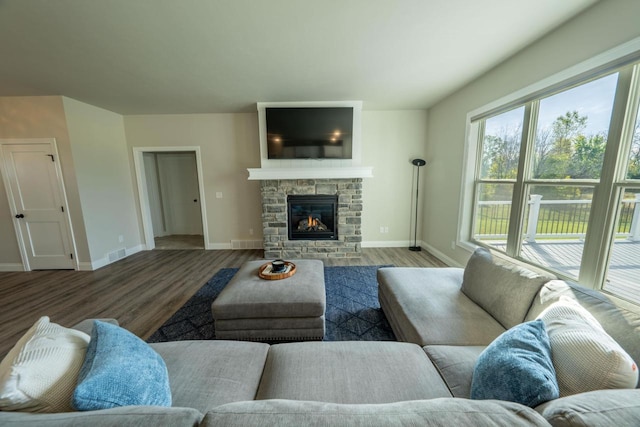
384 226 389 233
118 235 124 243
249 228 254 235
216 192 223 199
379 226 384 233
451 240 456 250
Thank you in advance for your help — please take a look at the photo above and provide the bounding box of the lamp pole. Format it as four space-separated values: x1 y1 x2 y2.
409 159 426 251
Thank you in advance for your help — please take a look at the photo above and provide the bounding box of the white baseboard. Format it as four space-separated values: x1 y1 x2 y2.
81 244 145 271
0 263 25 272
362 240 411 248
207 242 232 250
421 242 464 267
77 262 94 271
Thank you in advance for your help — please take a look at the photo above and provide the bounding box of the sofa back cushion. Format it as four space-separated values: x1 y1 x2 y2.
202 399 551 427
461 248 551 329
526 279 640 387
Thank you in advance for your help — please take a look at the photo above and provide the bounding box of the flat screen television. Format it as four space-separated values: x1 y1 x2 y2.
265 107 353 159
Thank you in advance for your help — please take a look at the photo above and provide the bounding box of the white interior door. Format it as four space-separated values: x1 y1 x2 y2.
157 153 203 235
1 141 75 270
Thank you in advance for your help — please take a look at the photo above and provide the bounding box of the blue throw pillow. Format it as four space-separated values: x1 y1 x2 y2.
72 320 171 410
470 319 559 407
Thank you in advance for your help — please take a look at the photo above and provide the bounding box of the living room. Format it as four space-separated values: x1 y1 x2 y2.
2 1 640 425
2 1 635 273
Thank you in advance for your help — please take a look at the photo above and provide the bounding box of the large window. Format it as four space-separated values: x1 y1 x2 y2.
470 63 640 304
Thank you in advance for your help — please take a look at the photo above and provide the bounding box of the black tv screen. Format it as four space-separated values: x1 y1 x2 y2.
266 107 353 159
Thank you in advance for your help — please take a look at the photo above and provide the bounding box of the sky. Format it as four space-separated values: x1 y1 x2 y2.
485 72 619 138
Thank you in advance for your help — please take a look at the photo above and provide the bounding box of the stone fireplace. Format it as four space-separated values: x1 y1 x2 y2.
260 178 363 259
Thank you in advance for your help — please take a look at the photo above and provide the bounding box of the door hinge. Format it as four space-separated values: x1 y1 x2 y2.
70 253 73 259
47 154 54 162
61 206 64 212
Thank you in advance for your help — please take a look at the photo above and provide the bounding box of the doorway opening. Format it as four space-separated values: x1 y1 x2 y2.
133 147 208 250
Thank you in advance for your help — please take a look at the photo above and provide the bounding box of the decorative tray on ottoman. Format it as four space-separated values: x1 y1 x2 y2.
258 261 297 280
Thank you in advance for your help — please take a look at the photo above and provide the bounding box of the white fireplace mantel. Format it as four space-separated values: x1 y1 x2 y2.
247 166 373 180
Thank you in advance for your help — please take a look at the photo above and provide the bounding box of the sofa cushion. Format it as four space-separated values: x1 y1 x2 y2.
526 279 640 373
72 321 171 410
536 298 638 396
0 405 203 426
151 340 269 414
256 341 452 403
378 267 506 346
0 316 90 413
536 389 640 426
201 398 551 427
462 248 551 329
471 320 559 408
423 345 486 398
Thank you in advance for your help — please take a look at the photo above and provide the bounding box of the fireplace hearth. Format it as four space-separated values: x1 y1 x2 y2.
287 195 338 240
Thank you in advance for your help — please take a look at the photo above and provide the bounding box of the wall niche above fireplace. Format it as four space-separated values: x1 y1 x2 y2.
287 195 338 241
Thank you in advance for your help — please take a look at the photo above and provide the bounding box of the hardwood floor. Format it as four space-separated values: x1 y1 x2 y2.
154 234 205 249
0 248 446 359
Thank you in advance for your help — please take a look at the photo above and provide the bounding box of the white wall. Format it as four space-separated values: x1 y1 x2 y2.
63 97 142 268
0 96 91 268
423 0 640 266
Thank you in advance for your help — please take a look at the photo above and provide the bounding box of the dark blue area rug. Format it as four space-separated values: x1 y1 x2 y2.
147 265 396 343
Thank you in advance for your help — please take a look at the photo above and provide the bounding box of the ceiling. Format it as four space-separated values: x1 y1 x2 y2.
0 0 599 115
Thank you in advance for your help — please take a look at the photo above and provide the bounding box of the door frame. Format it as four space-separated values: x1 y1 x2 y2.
133 146 209 250
0 138 79 271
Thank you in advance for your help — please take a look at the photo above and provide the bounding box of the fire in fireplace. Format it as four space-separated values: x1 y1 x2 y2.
287 195 338 240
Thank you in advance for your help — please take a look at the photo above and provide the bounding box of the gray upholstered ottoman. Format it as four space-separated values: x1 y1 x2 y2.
212 260 326 341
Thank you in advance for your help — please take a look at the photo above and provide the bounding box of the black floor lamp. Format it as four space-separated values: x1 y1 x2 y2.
409 158 426 251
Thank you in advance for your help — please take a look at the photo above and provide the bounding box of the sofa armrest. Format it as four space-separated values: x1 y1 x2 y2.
71 318 119 335
536 389 640 426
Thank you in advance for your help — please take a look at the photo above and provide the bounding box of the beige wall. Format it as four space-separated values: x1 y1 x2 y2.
0 96 91 267
63 97 141 266
123 113 263 248
424 0 640 266
361 110 428 245
124 110 428 248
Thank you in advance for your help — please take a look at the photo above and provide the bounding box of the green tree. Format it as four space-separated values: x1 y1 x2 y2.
534 111 592 180
628 120 640 180
481 124 521 180
569 133 606 179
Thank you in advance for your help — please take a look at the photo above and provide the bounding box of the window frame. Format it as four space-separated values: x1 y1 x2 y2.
459 38 640 301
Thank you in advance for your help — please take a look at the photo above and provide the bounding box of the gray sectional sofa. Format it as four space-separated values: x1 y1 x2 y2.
379 248 640 425
2 248 640 426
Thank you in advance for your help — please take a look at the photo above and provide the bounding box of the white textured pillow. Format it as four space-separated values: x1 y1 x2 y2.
537 299 638 396
0 316 90 412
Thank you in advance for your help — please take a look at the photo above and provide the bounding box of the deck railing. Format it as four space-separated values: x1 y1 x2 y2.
476 193 640 242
